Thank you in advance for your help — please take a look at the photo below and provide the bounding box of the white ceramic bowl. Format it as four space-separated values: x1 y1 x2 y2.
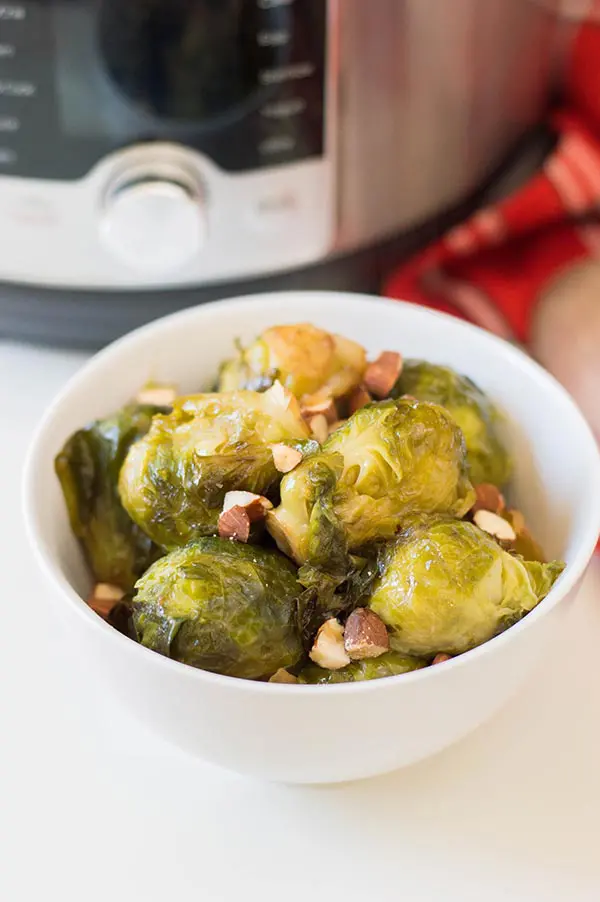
24 292 600 784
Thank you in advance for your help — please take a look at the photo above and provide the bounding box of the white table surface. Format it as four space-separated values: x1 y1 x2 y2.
2 338 600 902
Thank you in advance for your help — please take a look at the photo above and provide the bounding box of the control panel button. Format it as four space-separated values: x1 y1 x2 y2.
0 79 36 97
259 62 315 85
257 0 295 8
257 29 291 47
0 5 26 20
8 194 56 227
261 97 307 119
259 135 297 156
101 179 207 273
249 191 299 232
0 117 19 132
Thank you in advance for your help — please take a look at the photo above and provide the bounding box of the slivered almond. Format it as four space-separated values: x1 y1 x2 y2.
347 384 372 414
309 618 351 670
344 608 389 660
300 396 338 424
308 413 329 444
88 583 125 618
473 509 516 543
269 669 299 684
219 492 272 542
271 443 303 474
364 352 403 398
136 384 178 406
472 483 505 515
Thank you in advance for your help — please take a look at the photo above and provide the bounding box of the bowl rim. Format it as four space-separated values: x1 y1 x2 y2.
22 290 600 695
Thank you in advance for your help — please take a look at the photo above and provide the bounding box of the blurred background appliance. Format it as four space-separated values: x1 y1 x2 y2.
0 0 569 346
384 1 600 443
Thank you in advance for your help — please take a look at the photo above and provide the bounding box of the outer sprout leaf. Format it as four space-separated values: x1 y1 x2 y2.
55 404 164 592
391 360 511 486
298 652 427 684
119 389 310 549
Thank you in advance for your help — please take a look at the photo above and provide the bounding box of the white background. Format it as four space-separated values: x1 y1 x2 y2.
2 339 600 902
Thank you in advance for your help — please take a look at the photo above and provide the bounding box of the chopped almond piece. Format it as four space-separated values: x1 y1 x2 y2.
473 509 516 543
222 491 273 516
472 483 505 515
93 583 126 602
271 443 303 474
432 653 452 665
309 618 351 670
308 413 329 444
269 669 298 684
301 396 338 424
88 583 125 618
136 384 178 406
364 352 403 398
347 385 372 414
344 608 389 660
219 492 272 542
218 506 253 542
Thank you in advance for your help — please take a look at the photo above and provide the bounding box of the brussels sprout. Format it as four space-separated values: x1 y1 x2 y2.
298 651 427 684
55 404 164 592
267 398 475 575
133 538 304 679
390 360 511 486
218 323 367 404
119 386 310 549
368 518 565 657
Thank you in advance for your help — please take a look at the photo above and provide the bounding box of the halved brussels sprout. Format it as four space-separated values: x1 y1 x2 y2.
55 404 164 592
132 538 304 679
267 398 475 575
390 360 511 486
368 517 564 657
218 323 367 404
119 386 310 549
298 651 427 684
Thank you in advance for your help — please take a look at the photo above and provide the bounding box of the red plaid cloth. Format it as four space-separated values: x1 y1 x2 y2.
384 5 600 346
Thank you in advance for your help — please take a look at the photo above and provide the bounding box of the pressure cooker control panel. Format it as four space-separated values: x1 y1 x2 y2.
0 0 328 179
0 0 335 286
